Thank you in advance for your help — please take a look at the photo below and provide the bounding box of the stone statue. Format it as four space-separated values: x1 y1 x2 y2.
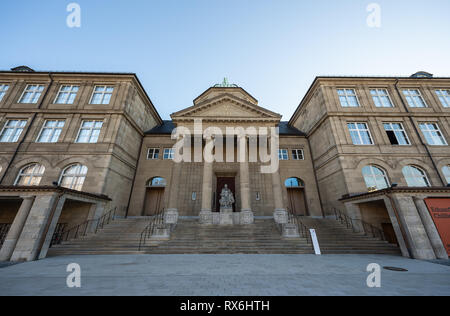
219 184 235 209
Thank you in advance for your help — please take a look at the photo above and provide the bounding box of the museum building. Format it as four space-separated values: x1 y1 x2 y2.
0 67 448 262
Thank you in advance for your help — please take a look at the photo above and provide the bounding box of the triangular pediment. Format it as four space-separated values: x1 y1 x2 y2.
171 94 281 122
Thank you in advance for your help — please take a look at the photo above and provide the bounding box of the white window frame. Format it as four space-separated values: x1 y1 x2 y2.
337 89 360 107
0 119 28 143
14 163 45 186
163 148 174 160
347 122 374 145
75 120 103 143
292 149 304 160
54 85 79 104
435 89 450 108
402 89 428 108
0 84 9 102
370 88 394 108
18 84 45 104
147 148 160 160
362 165 390 190
419 123 448 146
89 85 114 105
383 122 411 146
36 120 65 143
402 165 431 187
278 149 289 160
58 164 88 191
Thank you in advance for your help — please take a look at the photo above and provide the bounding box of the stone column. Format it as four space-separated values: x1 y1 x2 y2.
239 136 254 224
165 160 182 225
0 196 35 262
272 169 287 224
199 136 213 224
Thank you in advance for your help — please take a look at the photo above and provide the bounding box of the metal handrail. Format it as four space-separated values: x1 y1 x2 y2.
0 223 12 245
332 208 385 241
286 208 311 244
50 207 117 247
138 208 165 251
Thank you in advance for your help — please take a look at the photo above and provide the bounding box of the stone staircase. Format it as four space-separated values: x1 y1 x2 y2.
299 217 401 255
48 216 400 256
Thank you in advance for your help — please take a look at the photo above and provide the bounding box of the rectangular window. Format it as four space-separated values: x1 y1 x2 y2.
435 89 450 108
54 85 79 104
36 120 65 143
0 84 9 102
419 123 448 146
370 89 393 107
147 148 160 159
347 123 374 145
337 89 360 107
90 86 114 104
292 149 304 160
0 120 27 142
402 89 427 108
19 85 45 104
383 123 410 145
75 120 103 143
163 148 174 160
278 149 289 160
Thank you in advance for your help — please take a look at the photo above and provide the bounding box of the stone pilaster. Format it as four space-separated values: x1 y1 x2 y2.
272 169 287 224
165 159 182 225
0 196 35 261
239 136 254 224
200 157 213 224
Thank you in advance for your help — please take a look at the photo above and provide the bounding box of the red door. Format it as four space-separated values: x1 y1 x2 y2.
216 177 236 212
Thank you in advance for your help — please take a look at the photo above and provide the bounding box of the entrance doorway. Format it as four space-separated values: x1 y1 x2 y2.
287 188 308 216
143 177 166 216
216 177 236 212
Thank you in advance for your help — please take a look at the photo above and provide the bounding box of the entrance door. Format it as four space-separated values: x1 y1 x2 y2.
216 177 236 212
143 188 164 216
382 223 399 245
287 188 307 216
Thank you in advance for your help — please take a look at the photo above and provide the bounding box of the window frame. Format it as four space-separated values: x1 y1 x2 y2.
18 84 45 104
14 163 45 186
291 149 304 160
419 123 448 146
36 119 65 143
75 120 104 144
278 149 289 160
89 85 114 105
0 119 28 143
362 165 390 190
337 88 361 108
443 165 450 185
383 122 411 146
147 148 160 160
54 85 80 104
347 122 374 145
435 89 450 108
402 89 428 108
0 84 10 102
370 88 394 108
163 148 174 160
402 165 431 187
58 164 88 191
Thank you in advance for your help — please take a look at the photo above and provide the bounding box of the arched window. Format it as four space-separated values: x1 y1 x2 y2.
59 164 88 191
285 177 305 188
147 177 166 187
15 163 45 186
402 166 430 187
443 165 450 185
362 165 389 190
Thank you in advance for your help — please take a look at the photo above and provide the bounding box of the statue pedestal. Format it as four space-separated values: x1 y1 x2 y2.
219 207 234 225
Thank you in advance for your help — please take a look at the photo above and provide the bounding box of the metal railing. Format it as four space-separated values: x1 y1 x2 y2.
333 208 385 241
138 208 165 251
50 207 116 247
286 208 311 244
0 223 12 246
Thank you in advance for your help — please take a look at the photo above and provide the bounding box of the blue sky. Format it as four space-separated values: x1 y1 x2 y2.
1 0 449 119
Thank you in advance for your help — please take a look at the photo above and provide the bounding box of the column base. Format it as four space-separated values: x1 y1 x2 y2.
164 208 179 225
274 208 288 224
240 209 254 225
282 223 300 238
199 209 213 224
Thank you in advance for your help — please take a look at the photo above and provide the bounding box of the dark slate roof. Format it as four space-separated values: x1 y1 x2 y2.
145 120 305 136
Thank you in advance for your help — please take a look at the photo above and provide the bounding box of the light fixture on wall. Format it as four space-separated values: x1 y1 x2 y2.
256 192 261 201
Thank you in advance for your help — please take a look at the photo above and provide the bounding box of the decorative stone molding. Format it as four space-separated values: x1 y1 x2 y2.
164 208 179 225
274 209 288 224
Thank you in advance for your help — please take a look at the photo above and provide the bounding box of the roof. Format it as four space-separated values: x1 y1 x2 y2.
145 120 305 136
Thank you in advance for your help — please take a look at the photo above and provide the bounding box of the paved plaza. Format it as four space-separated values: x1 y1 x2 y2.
0 254 449 296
